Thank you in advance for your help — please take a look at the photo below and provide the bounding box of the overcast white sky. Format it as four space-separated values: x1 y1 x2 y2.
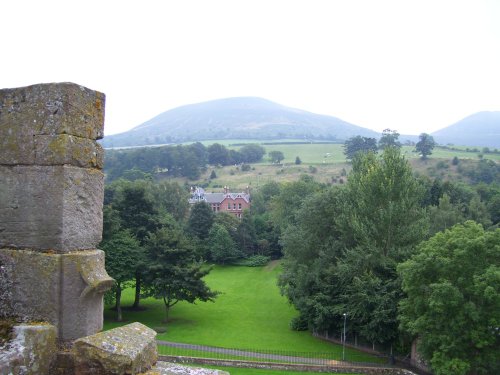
2 0 499 136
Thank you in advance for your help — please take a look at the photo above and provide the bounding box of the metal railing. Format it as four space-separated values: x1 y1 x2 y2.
157 340 390 367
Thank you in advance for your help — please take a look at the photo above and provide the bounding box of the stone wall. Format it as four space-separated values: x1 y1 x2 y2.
0 83 113 341
160 356 418 374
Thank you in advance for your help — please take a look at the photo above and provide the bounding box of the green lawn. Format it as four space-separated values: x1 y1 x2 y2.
104 263 376 362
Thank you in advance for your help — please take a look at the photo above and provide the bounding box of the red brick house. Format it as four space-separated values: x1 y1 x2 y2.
189 186 250 218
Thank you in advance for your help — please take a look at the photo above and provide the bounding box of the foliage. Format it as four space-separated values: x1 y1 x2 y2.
113 182 161 244
104 142 208 181
461 159 500 184
378 129 401 150
238 144 266 163
104 141 267 182
343 136 377 160
237 211 257 256
415 133 436 160
111 181 161 308
233 255 271 267
268 150 285 164
144 225 218 324
295 156 302 165
101 227 141 321
289 315 309 331
208 143 231 165
210 170 217 179
208 223 240 264
428 194 465 235
270 175 323 229
187 202 214 240
279 147 428 346
150 180 190 222
398 222 500 375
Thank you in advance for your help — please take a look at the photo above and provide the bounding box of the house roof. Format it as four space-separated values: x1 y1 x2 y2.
189 187 250 204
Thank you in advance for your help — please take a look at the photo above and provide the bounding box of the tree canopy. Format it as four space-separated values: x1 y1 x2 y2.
415 133 436 160
268 150 285 164
145 224 219 324
399 222 500 375
378 129 401 150
279 147 428 345
343 136 378 160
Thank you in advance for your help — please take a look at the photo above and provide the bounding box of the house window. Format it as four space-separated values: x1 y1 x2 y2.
228 203 231 210
233 203 236 210
238 203 242 210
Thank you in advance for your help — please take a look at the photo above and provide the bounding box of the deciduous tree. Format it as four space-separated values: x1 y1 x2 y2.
378 129 401 150
268 150 285 164
145 225 218 324
415 133 436 160
343 136 377 160
208 223 240 264
398 222 500 375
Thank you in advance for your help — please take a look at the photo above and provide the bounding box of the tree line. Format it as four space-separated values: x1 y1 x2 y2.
275 147 499 375
104 143 266 181
343 130 437 160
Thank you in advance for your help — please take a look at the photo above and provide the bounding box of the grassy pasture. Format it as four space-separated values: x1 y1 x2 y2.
169 141 498 190
103 263 376 362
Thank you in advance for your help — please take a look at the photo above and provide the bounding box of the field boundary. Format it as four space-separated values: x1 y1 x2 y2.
159 355 418 374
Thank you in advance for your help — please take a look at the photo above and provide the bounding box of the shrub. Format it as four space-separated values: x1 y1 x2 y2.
436 160 449 170
233 255 270 267
241 164 251 171
289 315 309 331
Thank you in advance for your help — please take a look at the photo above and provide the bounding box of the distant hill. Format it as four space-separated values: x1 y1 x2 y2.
432 111 500 148
101 97 379 147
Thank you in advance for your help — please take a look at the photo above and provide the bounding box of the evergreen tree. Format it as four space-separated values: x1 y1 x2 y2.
208 223 240 264
187 202 214 240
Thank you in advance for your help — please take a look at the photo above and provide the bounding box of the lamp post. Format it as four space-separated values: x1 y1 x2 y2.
342 313 347 361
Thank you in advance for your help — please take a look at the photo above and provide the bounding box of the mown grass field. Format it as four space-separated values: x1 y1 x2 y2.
103 262 375 363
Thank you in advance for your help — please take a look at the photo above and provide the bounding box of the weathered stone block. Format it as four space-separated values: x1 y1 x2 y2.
34 134 104 168
147 362 230 374
0 323 57 375
0 82 105 143
74 322 157 375
0 249 114 341
0 165 103 251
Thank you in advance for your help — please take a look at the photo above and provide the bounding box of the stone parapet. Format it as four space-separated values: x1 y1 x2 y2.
0 82 104 143
0 323 57 375
73 322 157 375
0 165 104 251
0 249 113 341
